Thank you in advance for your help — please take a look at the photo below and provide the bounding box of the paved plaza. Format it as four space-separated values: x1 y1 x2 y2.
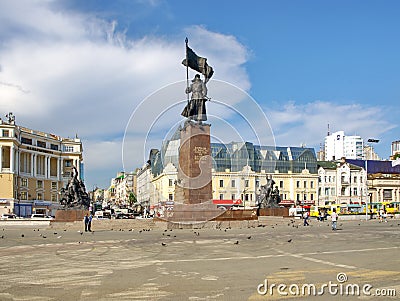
0 218 399 300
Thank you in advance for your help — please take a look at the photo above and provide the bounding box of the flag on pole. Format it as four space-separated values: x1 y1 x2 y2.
182 45 214 82
392 158 400 167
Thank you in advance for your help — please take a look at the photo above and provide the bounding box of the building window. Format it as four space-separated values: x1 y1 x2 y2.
168 194 173 201
304 181 307 188
353 187 357 196
37 141 46 148
303 194 307 200
219 180 224 188
20 191 28 200
219 194 224 200
353 176 357 183
296 181 300 188
280 181 283 188
51 182 57 190
310 194 314 201
20 152 31 173
231 180 236 188
383 189 392 199
63 145 74 152
324 188 329 196
169 179 173 187
21 137 32 145
21 178 28 187
245 180 249 187
51 194 57 202
50 158 58 177
50 144 59 151
36 155 45 176
255 179 259 187
2 130 9 137
231 194 236 200
65 160 72 167
37 180 43 189
245 194 249 201
296 194 300 201
37 193 43 200
310 181 314 189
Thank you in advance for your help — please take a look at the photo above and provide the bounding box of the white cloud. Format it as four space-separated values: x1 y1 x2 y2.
266 101 395 149
0 2 251 188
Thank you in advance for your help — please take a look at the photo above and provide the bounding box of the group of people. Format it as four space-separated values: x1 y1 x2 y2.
378 208 388 222
84 213 93 232
303 208 338 231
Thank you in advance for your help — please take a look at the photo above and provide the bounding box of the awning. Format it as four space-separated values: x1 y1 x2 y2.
33 200 52 206
279 200 295 205
212 199 242 205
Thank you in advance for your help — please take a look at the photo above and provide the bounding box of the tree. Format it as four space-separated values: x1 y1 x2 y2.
128 192 137 207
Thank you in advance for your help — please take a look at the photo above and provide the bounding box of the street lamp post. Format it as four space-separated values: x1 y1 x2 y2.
365 138 379 221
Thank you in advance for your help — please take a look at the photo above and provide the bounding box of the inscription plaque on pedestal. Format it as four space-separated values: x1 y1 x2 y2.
174 122 212 205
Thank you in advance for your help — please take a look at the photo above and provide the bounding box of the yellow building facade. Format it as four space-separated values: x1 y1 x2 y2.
0 113 83 216
146 165 318 209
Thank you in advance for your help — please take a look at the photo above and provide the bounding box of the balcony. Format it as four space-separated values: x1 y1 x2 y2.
341 178 350 185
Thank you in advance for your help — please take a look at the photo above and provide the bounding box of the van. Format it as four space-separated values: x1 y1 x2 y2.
31 214 53 219
94 211 111 219
289 207 307 219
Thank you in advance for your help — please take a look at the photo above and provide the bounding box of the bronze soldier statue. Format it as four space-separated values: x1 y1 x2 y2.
181 74 209 123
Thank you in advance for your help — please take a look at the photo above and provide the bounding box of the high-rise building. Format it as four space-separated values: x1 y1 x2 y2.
391 140 400 158
0 113 84 216
324 131 363 161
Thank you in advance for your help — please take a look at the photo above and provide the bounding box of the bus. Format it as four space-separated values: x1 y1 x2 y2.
364 202 400 215
310 205 340 218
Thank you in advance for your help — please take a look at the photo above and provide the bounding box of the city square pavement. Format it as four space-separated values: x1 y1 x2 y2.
0 218 399 300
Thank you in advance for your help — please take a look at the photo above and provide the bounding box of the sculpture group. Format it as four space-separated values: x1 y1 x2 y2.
257 176 281 208
60 166 90 209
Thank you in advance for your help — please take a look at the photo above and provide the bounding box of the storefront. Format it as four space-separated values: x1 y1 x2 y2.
14 201 33 217
0 199 14 216
33 200 53 216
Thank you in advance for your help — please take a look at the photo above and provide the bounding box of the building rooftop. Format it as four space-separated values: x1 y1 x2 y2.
346 159 400 174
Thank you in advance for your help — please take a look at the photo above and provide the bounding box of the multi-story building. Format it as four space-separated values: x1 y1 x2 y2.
318 160 366 206
136 129 318 210
346 159 400 204
318 159 400 206
324 130 363 161
0 113 83 216
112 171 137 207
391 140 400 159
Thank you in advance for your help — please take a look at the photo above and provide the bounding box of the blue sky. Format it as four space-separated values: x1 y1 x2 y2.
1 0 399 189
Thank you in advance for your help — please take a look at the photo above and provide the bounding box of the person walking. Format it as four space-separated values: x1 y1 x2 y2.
88 213 93 232
303 211 310 226
331 208 338 231
84 213 89 232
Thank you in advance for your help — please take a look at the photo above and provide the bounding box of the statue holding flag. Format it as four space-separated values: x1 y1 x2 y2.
181 38 214 123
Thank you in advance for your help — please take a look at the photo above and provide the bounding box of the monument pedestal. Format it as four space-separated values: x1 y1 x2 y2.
55 209 88 222
166 121 221 222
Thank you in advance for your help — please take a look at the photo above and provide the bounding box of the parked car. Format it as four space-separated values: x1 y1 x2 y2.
31 214 54 220
1 213 17 220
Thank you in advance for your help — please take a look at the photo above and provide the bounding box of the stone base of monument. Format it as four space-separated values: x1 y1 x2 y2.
213 209 258 221
161 202 225 224
54 209 88 222
258 207 289 217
